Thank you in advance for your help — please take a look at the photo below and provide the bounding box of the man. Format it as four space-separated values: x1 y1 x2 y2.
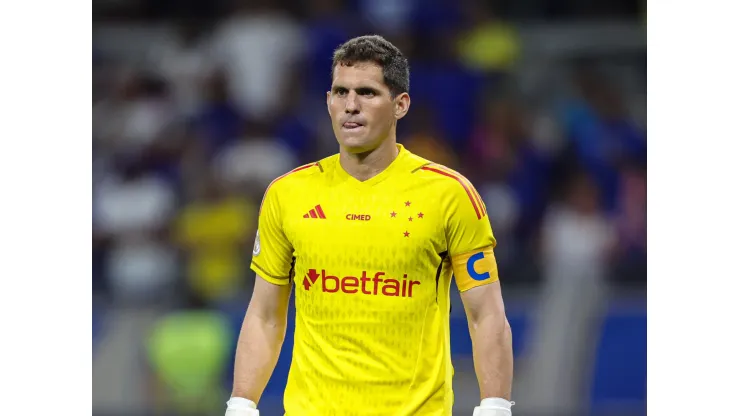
225 35 514 416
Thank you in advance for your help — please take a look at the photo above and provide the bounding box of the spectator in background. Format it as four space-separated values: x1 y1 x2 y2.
173 170 257 304
456 0 520 74
561 64 647 212
357 0 418 36
402 104 459 169
518 171 616 415
194 70 244 154
273 68 323 163
93 71 177 157
409 28 483 147
93 50 115 104
178 127 213 189
468 97 552 241
529 110 566 159
147 291 233 416
614 161 647 282
213 120 298 194
175 114 272 243
211 0 306 120
149 18 216 117
93 149 112 297
301 0 353 95
94 158 179 304
540 171 617 293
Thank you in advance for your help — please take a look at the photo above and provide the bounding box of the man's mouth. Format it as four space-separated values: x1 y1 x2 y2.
342 122 364 130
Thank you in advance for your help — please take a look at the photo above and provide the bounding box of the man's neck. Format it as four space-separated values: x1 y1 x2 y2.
339 137 399 182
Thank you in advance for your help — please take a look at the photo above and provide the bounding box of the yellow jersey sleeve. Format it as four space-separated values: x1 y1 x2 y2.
250 181 294 286
435 168 499 292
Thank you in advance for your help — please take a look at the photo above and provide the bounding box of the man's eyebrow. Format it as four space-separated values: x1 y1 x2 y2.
356 86 380 93
331 85 382 93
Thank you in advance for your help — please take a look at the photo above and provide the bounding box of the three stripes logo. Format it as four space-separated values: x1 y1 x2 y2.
303 204 327 219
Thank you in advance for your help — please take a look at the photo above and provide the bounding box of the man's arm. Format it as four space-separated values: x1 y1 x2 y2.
231 276 292 403
460 281 514 401
425 165 513 413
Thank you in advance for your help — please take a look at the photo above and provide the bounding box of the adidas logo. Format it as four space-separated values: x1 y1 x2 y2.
303 204 327 219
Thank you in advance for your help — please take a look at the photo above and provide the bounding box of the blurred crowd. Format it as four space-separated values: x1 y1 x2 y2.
93 1 646 414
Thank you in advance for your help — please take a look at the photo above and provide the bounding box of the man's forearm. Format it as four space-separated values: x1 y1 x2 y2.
231 310 287 403
470 313 514 400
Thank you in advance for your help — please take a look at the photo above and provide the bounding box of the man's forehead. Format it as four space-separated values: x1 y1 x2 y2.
332 62 384 86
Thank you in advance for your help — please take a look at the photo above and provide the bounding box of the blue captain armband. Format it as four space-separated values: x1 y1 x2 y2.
451 246 499 292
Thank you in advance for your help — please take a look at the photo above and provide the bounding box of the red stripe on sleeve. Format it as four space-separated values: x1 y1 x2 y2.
259 163 318 214
421 166 482 219
471 184 487 217
309 209 318 218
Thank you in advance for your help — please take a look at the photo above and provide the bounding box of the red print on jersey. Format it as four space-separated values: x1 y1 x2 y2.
346 214 371 221
302 269 420 298
303 204 327 219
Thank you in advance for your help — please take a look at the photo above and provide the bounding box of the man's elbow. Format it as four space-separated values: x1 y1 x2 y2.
480 315 512 352
502 316 512 343
470 311 511 338
492 314 512 339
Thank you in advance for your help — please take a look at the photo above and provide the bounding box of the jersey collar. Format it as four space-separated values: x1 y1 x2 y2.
336 144 410 188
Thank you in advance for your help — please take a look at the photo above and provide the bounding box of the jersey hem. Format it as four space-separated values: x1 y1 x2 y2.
250 262 290 286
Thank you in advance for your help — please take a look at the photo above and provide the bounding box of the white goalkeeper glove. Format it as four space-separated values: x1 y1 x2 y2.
473 397 515 416
225 397 260 416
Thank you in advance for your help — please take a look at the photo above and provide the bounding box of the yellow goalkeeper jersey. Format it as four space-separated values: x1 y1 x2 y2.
250 144 499 416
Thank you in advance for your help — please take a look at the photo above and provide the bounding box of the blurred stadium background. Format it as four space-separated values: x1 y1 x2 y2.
92 0 646 415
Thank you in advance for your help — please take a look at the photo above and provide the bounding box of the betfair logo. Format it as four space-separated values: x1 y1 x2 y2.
302 269 421 298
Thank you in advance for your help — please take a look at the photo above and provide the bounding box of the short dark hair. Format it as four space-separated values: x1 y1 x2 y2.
331 35 410 97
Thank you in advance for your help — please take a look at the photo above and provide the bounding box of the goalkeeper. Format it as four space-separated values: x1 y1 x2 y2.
226 35 514 416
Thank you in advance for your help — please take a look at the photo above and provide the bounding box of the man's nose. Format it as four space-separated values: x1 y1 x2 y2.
344 91 359 114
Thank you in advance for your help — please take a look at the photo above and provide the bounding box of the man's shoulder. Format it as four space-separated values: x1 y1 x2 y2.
410 159 475 191
267 160 326 193
409 159 486 218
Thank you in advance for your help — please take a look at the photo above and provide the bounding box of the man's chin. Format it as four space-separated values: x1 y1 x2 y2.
338 136 375 153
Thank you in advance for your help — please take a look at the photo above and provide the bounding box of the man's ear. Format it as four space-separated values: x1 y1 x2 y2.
394 92 411 120
326 91 331 115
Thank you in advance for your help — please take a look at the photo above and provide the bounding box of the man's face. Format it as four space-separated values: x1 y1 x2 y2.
327 62 409 153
